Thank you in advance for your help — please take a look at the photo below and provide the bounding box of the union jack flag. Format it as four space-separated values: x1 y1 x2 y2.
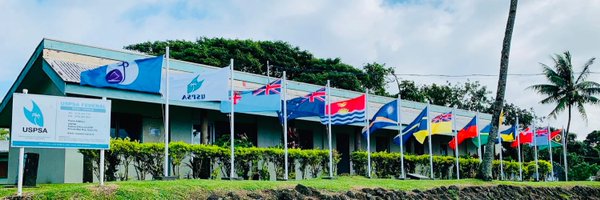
302 88 326 103
432 112 452 123
253 80 281 96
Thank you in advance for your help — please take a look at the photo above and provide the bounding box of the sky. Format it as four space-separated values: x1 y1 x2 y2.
1 0 599 140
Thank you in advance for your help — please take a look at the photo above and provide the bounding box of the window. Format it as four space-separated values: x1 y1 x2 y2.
215 121 257 146
110 113 142 141
192 124 202 144
375 136 390 152
440 143 448 156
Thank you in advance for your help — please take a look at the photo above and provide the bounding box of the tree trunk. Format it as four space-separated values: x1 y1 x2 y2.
566 105 571 141
479 0 519 181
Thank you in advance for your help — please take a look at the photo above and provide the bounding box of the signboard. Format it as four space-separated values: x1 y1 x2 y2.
11 93 111 149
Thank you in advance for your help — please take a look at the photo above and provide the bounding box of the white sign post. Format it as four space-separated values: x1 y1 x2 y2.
11 92 111 195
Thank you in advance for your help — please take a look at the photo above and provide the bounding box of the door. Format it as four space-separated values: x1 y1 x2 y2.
336 133 350 174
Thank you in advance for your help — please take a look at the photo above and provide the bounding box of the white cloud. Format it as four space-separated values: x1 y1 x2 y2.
0 0 599 139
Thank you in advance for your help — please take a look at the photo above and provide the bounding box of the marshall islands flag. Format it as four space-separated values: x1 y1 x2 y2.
80 56 164 93
362 100 399 137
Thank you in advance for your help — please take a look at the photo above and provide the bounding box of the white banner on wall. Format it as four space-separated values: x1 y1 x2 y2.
11 93 111 149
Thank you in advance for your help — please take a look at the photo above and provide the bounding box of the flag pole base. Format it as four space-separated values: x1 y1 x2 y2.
322 176 335 180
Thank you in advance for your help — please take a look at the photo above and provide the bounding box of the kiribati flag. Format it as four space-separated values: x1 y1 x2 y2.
80 56 164 93
320 94 365 125
362 100 399 137
449 116 477 150
279 88 326 122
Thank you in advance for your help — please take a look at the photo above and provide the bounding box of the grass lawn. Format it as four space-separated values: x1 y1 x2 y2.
1 176 599 199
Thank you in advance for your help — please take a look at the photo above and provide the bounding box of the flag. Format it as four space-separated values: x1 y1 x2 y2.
538 129 563 150
168 67 229 101
499 125 516 142
533 129 562 147
471 111 505 146
394 107 428 145
220 80 281 113
253 79 281 95
511 128 533 148
431 112 452 134
278 88 326 122
320 94 366 125
80 56 164 93
362 100 398 137
449 116 477 150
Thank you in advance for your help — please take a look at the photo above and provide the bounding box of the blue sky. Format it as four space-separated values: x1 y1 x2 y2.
1 0 600 139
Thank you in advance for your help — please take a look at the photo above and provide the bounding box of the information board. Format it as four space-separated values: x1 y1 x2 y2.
11 93 111 149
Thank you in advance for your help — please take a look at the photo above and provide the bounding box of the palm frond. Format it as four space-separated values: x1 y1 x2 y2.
548 98 567 118
576 101 588 123
576 57 596 84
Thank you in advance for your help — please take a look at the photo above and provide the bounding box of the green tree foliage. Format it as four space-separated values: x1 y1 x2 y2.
529 51 600 139
0 128 8 140
125 38 393 93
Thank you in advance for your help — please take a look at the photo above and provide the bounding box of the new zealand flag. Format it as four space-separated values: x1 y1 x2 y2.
279 88 326 123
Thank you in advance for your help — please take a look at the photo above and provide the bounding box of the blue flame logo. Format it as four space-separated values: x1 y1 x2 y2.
187 75 204 94
23 100 44 127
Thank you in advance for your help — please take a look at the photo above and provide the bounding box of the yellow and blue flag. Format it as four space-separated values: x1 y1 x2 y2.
394 107 428 145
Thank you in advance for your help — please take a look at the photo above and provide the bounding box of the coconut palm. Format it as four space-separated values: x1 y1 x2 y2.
479 0 519 181
529 51 599 137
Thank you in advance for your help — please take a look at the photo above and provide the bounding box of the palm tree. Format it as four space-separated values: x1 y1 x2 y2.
479 0 519 181
529 51 599 138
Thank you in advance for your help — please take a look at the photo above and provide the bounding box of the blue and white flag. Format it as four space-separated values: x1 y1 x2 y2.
168 67 229 101
80 56 164 93
362 100 398 137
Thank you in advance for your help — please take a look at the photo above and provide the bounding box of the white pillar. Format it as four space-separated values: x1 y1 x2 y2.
533 121 539 181
17 89 28 196
282 71 288 180
229 59 235 179
547 125 554 181
326 80 333 178
100 97 107 186
476 113 482 162
516 117 522 181
164 47 170 177
452 107 459 180
427 104 434 179
365 90 371 178
397 95 405 179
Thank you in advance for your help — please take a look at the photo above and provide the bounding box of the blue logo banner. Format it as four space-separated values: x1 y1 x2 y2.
80 56 164 93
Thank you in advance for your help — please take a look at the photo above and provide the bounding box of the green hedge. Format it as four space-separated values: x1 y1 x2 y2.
351 151 552 181
80 138 340 181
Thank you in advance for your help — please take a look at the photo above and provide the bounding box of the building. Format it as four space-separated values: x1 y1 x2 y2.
0 39 494 184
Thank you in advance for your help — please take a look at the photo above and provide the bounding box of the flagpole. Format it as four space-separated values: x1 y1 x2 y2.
164 46 170 178
533 121 539 181
283 71 288 180
498 115 504 181
547 124 553 181
562 127 568 181
427 103 434 179
230 59 235 180
398 94 405 179
452 106 459 180
365 90 371 178
516 116 522 181
266 60 270 83
476 112 482 162
327 80 333 178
